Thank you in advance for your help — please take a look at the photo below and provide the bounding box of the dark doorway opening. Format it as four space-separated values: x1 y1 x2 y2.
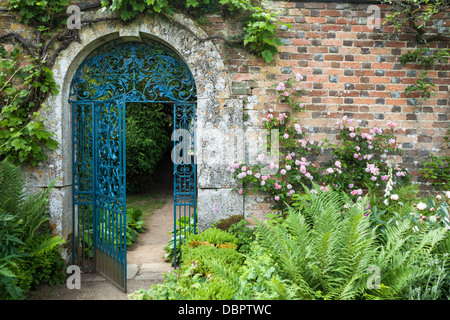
125 102 173 195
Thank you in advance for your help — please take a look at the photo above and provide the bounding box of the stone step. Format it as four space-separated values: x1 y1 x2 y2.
79 263 173 282
134 263 173 280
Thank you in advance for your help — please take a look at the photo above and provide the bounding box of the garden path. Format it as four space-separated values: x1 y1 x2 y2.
29 188 175 300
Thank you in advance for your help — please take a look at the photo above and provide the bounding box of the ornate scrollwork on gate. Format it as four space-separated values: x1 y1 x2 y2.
173 104 196 205
70 40 196 103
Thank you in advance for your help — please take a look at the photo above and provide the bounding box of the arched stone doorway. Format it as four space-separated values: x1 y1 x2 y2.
69 38 197 291
25 13 245 280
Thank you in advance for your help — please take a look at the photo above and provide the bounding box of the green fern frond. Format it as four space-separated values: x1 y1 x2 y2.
0 159 25 215
32 235 65 256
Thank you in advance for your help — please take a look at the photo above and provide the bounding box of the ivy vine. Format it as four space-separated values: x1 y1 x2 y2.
0 1 108 165
103 0 291 63
382 0 450 100
0 0 73 165
382 0 450 191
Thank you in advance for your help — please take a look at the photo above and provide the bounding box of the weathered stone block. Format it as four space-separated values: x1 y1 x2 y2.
197 188 244 231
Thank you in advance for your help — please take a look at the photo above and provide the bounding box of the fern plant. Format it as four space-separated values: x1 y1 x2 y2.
0 160 65 299
0 160 58 243
366 219 450 300
211 184 450 300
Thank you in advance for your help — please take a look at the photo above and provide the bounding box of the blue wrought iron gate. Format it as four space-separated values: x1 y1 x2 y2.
172 103 197 267
70 40 197 292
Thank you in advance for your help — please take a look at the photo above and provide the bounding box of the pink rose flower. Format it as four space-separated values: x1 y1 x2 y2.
387 121 396 128
276 82 285 91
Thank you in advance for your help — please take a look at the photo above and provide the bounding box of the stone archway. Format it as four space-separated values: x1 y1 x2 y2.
24 12 244 262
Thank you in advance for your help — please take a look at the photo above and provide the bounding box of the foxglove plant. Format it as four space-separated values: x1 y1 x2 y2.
383 166 395 206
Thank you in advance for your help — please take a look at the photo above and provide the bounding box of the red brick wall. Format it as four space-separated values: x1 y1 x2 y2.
201 1 450 217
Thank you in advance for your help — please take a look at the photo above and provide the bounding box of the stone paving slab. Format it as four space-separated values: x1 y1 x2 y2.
139 262 172 273
127 264 140 279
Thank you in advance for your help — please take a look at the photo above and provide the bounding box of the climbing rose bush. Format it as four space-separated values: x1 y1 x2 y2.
273 73 306 112
319 116 407 198
228 75 408 210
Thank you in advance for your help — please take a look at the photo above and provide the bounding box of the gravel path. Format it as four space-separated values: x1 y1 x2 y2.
28 190 175 300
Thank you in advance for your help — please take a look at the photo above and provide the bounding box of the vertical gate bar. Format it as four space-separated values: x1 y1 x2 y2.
123 98 127 291
81 205 85 265
93 101 97 270
72 102 76 265
121 97 127 292
173 103 177 268
193 103 197 235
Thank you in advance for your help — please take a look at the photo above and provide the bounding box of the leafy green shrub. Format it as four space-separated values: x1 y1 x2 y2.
0 211 26 299
231 242 280 299
182 275 236 300
211 184 450 300
126 208 146 245
164 215 197 265
250 186 377 299
227 219 255 254
126 103 172 194
367 218 449 300
12 233 66 294
181 244 244 277
179 227 242 275
131 225 243 300
129 264 236 300
187 227 238 246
